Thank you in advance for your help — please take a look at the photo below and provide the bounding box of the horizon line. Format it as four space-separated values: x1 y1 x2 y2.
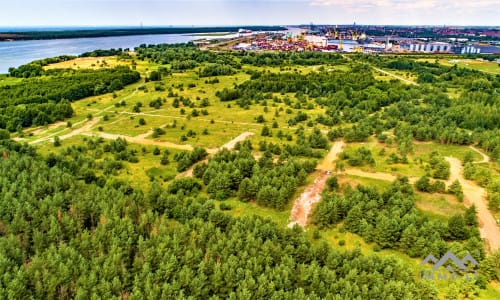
0 24 499 28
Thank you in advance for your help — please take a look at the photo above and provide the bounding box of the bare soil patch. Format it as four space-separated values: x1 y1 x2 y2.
288 141 345 228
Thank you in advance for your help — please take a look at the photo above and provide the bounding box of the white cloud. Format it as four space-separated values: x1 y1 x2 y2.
310 0 498 9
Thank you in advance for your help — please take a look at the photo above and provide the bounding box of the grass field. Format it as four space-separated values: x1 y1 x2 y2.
44 56 126 70
417 57 500 75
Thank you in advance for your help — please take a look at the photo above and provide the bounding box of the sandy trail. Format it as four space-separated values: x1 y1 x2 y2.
288 141 345 228
445 157 500 251
339 154 499 251
30 118 101 145
83 131 195 152
469 145 490 164
27 121 66 136
220 132 254 150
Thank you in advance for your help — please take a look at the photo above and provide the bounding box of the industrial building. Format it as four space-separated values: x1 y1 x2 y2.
400 42 451 53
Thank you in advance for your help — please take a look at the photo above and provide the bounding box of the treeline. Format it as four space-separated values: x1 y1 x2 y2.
135 44 348 71
8 55 76 78
240 51 348 66
198 63 237 77
0 26 286 41
0 66 140 131
135 43 241 70
0 140 438 299
79 48 127 57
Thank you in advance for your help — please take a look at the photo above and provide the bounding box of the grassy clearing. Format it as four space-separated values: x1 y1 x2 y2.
414 142 483 162
416 57 500 75
441 58 500 75
341 174 393 190
415 192 466 222
0 74 23 86
44 56 126 70
341 140 427 178
36 134 183 191
481 285 500 300
221 198 290 227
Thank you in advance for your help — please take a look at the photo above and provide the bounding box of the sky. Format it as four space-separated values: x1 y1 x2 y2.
1 0 499 27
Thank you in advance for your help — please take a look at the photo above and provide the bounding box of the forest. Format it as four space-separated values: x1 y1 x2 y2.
1 44 500 298
0 66 139 131
0 140 438 299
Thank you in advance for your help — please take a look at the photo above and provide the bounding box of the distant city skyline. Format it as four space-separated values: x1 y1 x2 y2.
1 0 499 27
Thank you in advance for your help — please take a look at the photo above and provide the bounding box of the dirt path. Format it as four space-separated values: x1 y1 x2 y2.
27 121 66 136
288 141 345 228
220 132 254 150
83 131 195 152
469 145 490 164
339 154 499 250
445 157 500 251
373 67 419 86
30 118 101 145
316 141 345 171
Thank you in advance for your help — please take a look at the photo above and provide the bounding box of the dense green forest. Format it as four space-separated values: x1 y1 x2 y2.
0 66 139 131
0 141 438 299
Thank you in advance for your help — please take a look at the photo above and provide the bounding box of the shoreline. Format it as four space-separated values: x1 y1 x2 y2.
0 26 286 42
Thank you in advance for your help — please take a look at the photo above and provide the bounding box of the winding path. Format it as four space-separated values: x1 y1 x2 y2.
339 153 500 251
469 145 490 164
29 118 101 145
445 157 500 251
83 131 196 152
288 141 345 228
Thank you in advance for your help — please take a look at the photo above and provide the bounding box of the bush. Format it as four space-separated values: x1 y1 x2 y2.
0 129 10 140
219 202 232 211
448 180 464 201
488 193 500 211
53 136 61 147
326 176 339 191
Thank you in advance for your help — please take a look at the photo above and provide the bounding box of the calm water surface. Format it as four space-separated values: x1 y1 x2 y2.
0 33 199 73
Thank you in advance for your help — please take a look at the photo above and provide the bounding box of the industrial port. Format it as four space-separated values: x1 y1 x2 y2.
228 25 500 55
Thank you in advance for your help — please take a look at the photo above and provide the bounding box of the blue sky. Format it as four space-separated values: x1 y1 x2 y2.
1 0 499 27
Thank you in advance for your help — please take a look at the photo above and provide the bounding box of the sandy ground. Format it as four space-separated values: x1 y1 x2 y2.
445 157 500 251
29 117 101 145
219 132 254 150
83 131 195 152
288 141 345 228
27 121 66 136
